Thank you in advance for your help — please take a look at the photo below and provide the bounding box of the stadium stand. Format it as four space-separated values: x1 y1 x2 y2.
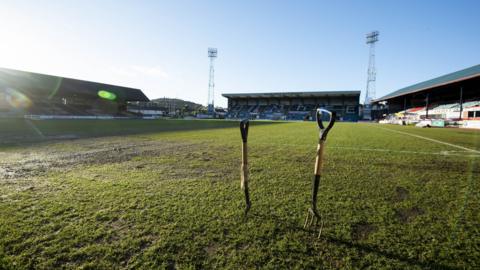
0 68 149 117
222 91 360 121
373 64 480 125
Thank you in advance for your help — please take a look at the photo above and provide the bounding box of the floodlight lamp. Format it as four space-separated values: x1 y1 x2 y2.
366 31 379 44
208 48 218 58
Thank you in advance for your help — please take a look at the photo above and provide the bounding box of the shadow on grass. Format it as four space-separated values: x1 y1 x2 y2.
245 212 459 270
0 118 282 148
321 235 460 270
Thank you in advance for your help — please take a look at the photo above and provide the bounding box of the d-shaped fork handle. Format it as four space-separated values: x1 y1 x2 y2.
316 109 336 141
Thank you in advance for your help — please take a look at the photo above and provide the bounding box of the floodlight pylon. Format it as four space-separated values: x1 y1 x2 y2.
207 48 217 114
364 31 379 120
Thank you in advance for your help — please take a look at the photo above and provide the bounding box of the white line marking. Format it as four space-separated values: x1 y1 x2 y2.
375 126 480 154
329 146 480 157
252 143 480 158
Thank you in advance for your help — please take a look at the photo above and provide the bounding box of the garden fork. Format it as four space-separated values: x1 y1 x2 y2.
240 119 251 216
304 109 336 237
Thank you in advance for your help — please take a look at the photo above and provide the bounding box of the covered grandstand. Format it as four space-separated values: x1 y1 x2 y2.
222 90 360 121
373 64 480 122
0 68 149 117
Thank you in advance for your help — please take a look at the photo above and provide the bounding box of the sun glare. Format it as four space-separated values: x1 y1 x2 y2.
5 88 32 109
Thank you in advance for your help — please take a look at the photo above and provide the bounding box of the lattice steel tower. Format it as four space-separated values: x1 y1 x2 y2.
364 31 379 106
207 48 217 114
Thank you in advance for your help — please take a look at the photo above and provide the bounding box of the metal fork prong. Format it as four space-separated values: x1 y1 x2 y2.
304 213 310 229
317 221 324 238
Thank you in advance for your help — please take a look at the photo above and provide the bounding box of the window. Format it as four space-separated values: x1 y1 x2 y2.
347 106 356 113
468 111 475 118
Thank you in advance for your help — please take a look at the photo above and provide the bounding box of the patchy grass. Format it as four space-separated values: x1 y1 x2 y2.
0 120 479 269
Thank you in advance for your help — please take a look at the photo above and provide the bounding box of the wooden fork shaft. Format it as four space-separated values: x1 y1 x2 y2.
241 142 248 190
314 140 325 176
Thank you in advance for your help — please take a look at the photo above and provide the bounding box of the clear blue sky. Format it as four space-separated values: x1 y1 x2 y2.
1 0 479 107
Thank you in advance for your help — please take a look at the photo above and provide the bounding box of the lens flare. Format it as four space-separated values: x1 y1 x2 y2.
47 77 63 99
5 88 32 109
98 90 117 101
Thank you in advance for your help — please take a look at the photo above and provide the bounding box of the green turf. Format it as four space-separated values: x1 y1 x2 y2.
0 120 479 269
0 118 243 144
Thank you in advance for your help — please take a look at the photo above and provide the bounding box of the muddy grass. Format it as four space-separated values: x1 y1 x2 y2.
0 139 177 179
0 136 237 200
0 138 203 181
1 121 479 269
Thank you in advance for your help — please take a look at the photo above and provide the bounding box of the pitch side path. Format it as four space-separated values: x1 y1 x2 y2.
0 119 479 269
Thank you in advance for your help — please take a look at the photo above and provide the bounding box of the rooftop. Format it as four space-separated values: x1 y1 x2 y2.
374 64 480 102
222 90 360 99
0 67 149 102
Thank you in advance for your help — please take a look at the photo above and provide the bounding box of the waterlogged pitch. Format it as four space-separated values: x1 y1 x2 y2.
0 119 479 269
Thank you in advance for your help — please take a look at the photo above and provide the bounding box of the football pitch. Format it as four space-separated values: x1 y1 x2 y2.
0 119 479 269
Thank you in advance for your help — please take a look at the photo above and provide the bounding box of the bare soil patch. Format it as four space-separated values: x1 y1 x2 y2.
351 221 377 241
395 206 425 223
392 186 410 202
